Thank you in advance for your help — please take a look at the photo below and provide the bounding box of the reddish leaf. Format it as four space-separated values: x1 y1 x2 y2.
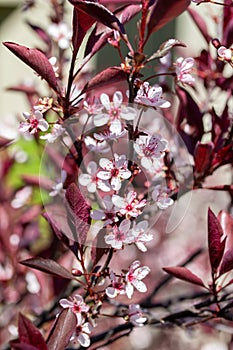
18 313 47 350
176 87 204 155
91 228 109 266
194 142 214 176
22 174 53 190
43 207 79 257
85 4 141 58
145 0 190 44
65 183 91 245
208 208 226 273
219 250 233 276
7 83 39 95
72 8 95 52
10 341 40 350
218 211 233 240
46 309 77 350
82 66 127 94
188 8 211 44
0 136 12 148
68 0 126 35
26 21 51 46
3 42 59 93
147 39 186 62
20 257 74 280
163 266 205 287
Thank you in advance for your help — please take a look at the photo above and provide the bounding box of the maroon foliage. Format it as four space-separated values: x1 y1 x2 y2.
46 309 77 350
68 0 126 35
219 250 233 277
11 313 47 350
82 66 127 93
208 208 226 274
194 142 214 178
72 8 95 53
20 257 75 280
145 0 190 45
163 266 205 288
3 42 59 93
65 183 91 245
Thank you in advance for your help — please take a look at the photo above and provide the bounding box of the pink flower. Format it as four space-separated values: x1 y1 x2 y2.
175 57 195 84
152 185 174 210
128 304 147 326
98 154 131 191
72 314 92 348
127 220 153 252
19 110 49 134
59 294 89 314
48 22 72 49
84 136 110 153
40 124 65 143
134 134 168 168
112 191 147 219
125 260 150 299
217 46 232 61
79 161 99 193
104 219 131 249
91 195 118 225
106 272 126 298
93 91 136 133
135 82 171 108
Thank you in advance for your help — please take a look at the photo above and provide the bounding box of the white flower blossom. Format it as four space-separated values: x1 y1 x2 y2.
71 314 92 348
40 124 65 143
217 46 232 61
175 57 195 84
84 136 110 153
93 91 136 132
59 294 89 314
112 191 146 219
98 154 131 191
127 220 153 252
104 219 131 249
106 272 126 298
19 110 49 135
134 134 168 168
152 185 174 210
91 195 118 225
125 260 150 299
135 82 171 108
79 161 99 193
128 304 147 326
48 22 72 49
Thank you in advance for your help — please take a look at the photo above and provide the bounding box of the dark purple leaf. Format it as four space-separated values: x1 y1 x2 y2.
188 8 211 44
219 250 233 276
82 66 127 94
20 257 74 280
145 0 190 44
208 208 226 273
0 136 12 148
65 183 91 245
68 0 126 35
18 313 47 350
163 266 205 287
46 309 77 350
85 4 141 58
91 228 109 266
10 341 40 350
72 8 95 53
43 208 79 257
194 142 214 176
22 174 53 190
7 83 39 95
3 42 59 93
26 21 51 46
176 87 204 155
